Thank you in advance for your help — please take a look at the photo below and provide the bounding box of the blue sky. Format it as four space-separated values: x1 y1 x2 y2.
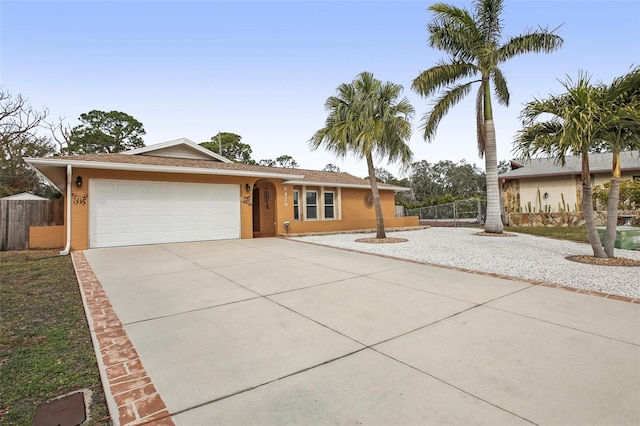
2 0 639 178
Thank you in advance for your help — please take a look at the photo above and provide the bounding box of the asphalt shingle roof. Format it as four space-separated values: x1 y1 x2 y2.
56 152 406 191
499 151 640 179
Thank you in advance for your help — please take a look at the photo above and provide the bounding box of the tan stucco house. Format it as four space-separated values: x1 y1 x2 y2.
25 138 417 250
500 150 640 214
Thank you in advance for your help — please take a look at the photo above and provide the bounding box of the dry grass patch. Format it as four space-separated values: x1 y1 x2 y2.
0 250 110 425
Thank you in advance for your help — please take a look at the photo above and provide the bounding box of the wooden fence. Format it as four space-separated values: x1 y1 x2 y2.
0 199 64 251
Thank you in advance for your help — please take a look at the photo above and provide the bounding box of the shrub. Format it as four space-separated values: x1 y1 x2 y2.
593 179 640 210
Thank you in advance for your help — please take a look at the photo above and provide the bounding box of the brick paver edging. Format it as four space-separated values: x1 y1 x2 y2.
72 251 175 426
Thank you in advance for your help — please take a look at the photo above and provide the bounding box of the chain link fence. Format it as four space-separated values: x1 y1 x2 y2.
404 198 486 227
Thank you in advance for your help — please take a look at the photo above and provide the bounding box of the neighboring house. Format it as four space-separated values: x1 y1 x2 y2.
24 138 417 250
1 192 63 251
0 192 48 200
499 150 640 214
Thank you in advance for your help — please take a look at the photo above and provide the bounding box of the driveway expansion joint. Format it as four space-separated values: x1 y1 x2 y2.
295 237 640 303
75 239 640 425
483 303 640 347
369 346 540 426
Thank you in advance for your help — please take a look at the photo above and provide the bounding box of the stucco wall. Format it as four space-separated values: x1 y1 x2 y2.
517 176 578 212
68 168 259 250
506 172 637 213
63 169 414 250
282 187 402 235
29 225 65 249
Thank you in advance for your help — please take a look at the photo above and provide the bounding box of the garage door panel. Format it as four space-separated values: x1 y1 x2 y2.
90 180 240 248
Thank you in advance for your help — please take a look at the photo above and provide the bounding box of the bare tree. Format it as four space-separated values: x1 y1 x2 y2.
0 89 54 196
45 116 72 156
0 89 48 144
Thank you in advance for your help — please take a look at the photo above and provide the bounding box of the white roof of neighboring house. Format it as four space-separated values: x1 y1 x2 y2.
1 192 49 200
499 150 640 180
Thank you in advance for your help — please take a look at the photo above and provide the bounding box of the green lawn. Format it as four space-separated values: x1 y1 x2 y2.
505 226 589 243
0 250 110 425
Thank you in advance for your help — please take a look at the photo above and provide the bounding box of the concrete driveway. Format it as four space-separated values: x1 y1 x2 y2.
77 238 640 426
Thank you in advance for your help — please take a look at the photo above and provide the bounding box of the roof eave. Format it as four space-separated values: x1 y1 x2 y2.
282 179 409 191
501 167 639 180
23 157 305 180
24 160 65 192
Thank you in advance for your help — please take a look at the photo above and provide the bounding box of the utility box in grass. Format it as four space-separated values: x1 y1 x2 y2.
597 226 640 250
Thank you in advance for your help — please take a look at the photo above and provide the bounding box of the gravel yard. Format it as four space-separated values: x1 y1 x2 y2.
292 227 640 299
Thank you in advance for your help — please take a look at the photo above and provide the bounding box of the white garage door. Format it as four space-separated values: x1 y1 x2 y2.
89 179 240 248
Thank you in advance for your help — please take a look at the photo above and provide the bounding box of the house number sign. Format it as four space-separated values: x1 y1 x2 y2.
283 185 288 207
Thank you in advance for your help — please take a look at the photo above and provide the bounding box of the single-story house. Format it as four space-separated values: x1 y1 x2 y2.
499 150 640 213
24 138 417 250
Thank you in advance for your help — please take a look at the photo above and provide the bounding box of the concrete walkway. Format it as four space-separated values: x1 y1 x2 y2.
76 238 640 425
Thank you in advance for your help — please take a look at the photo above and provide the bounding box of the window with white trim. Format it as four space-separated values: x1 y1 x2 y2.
324 191 335 219
293 190 300 220
306 191 318 219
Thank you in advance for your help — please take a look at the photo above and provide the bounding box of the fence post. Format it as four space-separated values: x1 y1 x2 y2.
453 201 458 227
0 200 7 251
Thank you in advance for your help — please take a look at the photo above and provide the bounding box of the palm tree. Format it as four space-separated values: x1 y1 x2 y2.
310 72 414 239
515 73 607 258
412 0 563 233
515 69 640 259
594 67 640 257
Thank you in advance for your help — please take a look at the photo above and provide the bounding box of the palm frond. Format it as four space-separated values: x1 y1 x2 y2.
475 0 504 45
310 71 414 168
498 29 563 61
592 66 640 152
428 3 479 59
513 121 565 162
515 71 609 164
492 67 509 106
607 65 640 99
412 61 478 99
429 2 476 27
519 93 569 126
420 82 473 142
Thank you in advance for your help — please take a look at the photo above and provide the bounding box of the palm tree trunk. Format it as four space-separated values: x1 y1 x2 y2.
366 152 386 239
581 152 607 258
483 119 504 233
604 151 622 258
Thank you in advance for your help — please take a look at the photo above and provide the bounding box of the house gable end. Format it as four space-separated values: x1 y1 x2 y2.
123 138 232 163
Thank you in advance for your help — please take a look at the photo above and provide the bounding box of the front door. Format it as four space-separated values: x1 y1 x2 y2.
252 181 276 237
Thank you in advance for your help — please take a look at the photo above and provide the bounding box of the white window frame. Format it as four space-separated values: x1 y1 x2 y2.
293 190 300 221
293 186 342 222
305 190 318 220
324 191 335 219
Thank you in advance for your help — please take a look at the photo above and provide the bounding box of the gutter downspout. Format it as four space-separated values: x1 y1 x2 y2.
60 164 72 255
